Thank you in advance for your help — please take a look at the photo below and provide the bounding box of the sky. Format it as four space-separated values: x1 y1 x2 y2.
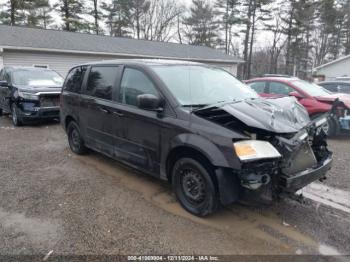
0 0 273 51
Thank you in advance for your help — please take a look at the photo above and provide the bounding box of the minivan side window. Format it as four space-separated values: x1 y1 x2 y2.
64 66 87 93
86 66 119 100
119 68 159 107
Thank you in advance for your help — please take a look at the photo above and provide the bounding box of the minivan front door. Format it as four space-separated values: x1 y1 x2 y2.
114 67 163 174
80 65 122 157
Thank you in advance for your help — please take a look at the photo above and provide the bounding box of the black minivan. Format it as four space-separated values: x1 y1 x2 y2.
60 60 333 216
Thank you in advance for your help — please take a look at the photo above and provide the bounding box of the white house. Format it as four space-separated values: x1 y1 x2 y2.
0 25 243 77
313 54 350 81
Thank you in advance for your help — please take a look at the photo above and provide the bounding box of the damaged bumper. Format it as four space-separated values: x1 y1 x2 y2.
279 154 332 192
17 102 60 121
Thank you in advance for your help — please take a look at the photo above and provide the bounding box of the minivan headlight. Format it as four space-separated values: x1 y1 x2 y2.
233 140 281 162
18 91 39 100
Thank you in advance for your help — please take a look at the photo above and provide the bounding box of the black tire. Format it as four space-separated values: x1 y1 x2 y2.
67 121 87 155
11 104 23 126
0 108 3 116
172 157 219 217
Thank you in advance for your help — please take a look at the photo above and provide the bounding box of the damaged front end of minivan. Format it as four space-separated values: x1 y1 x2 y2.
195 97 333 202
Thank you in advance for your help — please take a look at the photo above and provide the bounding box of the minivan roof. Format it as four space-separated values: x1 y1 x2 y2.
78 59 203 67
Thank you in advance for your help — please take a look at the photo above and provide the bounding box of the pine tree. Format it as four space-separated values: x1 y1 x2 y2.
314 0 337 65
101 0 131 37
0 0 26 25
184 0 219 47
89 0 102 34
341 0 350 55
241 0 273 79
54 0 88 32
215 0 241 54
129 0 151 39
25 0 53 28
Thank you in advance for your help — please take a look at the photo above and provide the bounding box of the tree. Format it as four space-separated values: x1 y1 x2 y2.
129 0 151 39
340 0 350 55
25 0 53 28
90 0 101 34
313 0 337 66
241 0 273 79
265 10 286 74
0 0 25 25
141 0 184 41
183 0 219 47
54 0 88 32
215 0 241 54
101 0 132 37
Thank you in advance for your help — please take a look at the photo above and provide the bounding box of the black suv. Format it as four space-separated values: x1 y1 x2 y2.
61 60 333 216
0 66 63 126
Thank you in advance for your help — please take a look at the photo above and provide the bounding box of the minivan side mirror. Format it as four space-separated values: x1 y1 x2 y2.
137 94 164 112
0 80 9 87
289 91 303 99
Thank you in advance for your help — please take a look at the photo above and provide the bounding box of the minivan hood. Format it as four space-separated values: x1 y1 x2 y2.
195 97 310 134
315 93 350 109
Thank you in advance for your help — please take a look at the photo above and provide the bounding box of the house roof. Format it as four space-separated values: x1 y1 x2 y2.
314 54 350 70
0 25 242 64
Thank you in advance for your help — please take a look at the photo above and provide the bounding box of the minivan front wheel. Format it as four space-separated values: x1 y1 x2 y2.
172 158 219 217
67 121 87 155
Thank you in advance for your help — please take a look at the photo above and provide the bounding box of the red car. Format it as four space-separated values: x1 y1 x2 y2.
246 76 350 135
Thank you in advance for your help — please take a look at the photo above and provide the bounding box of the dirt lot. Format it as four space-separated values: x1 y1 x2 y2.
0 116 350 257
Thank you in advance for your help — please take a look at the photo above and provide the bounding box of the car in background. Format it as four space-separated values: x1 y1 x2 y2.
318 80 350 95
60 60 332 216
246 76 350 136
0 66 64 126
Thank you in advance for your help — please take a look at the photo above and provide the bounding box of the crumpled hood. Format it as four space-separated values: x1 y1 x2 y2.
195 97 311 134
315 93 350 109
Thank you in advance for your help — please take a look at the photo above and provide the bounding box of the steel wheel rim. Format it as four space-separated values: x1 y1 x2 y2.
179 167 206 205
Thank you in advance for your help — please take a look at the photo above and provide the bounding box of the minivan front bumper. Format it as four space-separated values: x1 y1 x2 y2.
279 154 332 192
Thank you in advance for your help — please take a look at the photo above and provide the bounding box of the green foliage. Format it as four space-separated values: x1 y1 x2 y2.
54 0 88 32
183 0 219 47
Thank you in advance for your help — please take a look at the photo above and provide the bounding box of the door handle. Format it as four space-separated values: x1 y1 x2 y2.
98 107 110 114
112 111 124 117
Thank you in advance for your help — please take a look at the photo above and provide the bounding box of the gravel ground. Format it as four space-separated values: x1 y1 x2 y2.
0 116 349 257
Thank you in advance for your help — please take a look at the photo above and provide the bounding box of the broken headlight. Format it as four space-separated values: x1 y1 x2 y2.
234 140 281 162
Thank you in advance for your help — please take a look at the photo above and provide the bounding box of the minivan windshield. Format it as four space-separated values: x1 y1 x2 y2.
151 65 258 106
12 69 64 87
292 80 331 97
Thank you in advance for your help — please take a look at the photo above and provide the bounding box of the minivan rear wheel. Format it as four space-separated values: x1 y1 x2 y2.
67 121 87 155
172 157 219 217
